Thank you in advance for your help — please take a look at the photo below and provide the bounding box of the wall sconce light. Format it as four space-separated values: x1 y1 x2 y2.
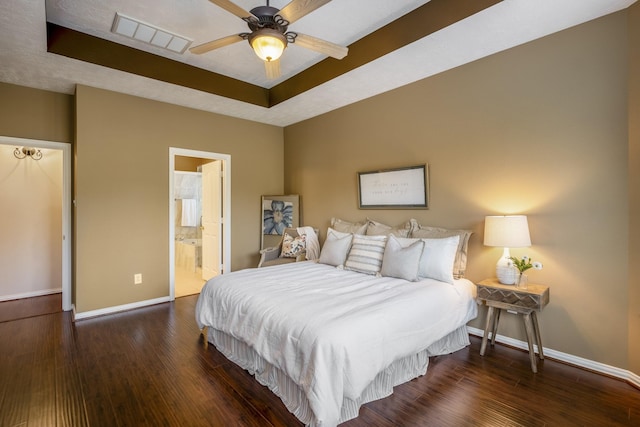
484 215 531 284
14 147 43 160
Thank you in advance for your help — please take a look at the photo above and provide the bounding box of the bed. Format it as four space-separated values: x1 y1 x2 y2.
195 257 477 426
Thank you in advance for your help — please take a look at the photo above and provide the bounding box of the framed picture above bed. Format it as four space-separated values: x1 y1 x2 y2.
357 164 429 209
261 194 299 249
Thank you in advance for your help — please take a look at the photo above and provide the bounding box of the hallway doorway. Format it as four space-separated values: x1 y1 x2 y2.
0 136 71 311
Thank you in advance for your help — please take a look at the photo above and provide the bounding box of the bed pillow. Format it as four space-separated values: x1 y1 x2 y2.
365 219 411 238
330 217 368 235
380 235 425 281
409 219 472 278
397 235 460 284
318 228 353 267
280 232 306 258
345 234 388 275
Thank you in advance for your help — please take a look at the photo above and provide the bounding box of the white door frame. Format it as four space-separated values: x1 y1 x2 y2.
0 136 72 311
169 147 231 300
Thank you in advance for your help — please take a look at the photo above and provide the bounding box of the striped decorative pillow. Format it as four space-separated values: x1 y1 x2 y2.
345 234 388 275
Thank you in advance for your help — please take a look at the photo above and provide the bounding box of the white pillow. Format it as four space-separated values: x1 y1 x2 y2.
365 219 411 237
318 228 353 267
396 235 460 284
380 235 425 281
330 217 368 235
409 219 472 279
345 234 388 275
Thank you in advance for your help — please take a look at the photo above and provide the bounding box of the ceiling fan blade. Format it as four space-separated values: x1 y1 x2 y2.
265 59 281 79
190 34 244 54
293 33 348 59
208 0 253 19
278 0 332 24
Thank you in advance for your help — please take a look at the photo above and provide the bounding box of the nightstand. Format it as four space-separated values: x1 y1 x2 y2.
476 278 550 373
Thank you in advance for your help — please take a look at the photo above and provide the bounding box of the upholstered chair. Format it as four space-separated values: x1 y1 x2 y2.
258 227 318 267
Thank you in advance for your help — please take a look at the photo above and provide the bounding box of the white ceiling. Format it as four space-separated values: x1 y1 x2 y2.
0 0 635 127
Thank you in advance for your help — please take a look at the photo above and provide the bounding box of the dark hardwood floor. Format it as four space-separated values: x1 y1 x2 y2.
0 293 62 323
0 294 638 426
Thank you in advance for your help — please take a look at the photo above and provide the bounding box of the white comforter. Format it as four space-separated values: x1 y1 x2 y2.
195 261 477 426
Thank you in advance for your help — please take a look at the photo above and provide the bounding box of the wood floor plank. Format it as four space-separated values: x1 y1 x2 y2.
26 354 57 427
0 294 638 426
0 293 62 323
0 350 36 426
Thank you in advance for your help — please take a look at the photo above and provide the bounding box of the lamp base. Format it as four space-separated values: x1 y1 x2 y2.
497 265 518 285
496 247 517 285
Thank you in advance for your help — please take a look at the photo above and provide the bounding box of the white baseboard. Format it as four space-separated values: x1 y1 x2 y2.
73 296 172 321
467 326 639 388
0 288 62 302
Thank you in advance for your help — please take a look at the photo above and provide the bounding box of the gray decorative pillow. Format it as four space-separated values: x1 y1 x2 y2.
380 235 425 281
345 234 388 275
409 219 472 278
318 228 353 267
365 219 411 238
330 217 368 235
396 235 460 284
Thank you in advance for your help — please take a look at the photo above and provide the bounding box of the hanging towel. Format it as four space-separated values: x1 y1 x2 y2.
297 226 320 260
181 199 197 227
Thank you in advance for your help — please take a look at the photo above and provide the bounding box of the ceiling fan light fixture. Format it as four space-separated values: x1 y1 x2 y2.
249 29 287 62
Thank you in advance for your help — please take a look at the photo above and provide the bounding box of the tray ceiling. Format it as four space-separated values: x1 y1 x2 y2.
0 0 635 126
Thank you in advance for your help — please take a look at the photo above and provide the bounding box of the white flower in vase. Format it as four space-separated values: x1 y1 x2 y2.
508 256 543 287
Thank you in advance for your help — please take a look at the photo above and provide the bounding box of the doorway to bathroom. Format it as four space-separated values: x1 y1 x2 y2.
169 148 231 299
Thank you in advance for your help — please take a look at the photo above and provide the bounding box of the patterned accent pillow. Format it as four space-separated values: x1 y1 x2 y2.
345 234 388 275
280 232 307 258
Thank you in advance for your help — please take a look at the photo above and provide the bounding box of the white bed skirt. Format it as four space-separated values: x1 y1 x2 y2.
207 326 470 426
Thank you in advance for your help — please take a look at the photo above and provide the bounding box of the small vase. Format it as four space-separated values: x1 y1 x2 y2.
516 273 528 289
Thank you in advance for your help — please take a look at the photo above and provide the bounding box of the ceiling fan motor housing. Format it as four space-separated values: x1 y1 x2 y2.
243 5 295 62
247 6 289 33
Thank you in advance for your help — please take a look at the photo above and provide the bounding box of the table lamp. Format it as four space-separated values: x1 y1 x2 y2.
484 215 531 284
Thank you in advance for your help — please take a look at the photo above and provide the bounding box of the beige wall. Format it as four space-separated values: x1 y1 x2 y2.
285 12 632 369
0 83 71 301
628 2 640 375
175 155 212 172
0 82 73 143
75 85 283 313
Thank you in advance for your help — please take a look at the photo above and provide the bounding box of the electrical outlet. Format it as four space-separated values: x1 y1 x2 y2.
134 273 142 285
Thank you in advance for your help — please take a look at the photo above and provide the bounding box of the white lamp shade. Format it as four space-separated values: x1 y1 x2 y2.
484 215 531 284
250 29 286 62
484 215 531 248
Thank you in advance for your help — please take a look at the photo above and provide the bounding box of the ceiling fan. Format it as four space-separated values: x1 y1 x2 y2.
190 0 349 79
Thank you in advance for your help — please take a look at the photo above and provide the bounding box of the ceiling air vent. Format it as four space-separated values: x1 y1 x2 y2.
111 12 192 54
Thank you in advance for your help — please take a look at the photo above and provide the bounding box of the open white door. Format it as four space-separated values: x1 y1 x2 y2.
201 161 222 281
